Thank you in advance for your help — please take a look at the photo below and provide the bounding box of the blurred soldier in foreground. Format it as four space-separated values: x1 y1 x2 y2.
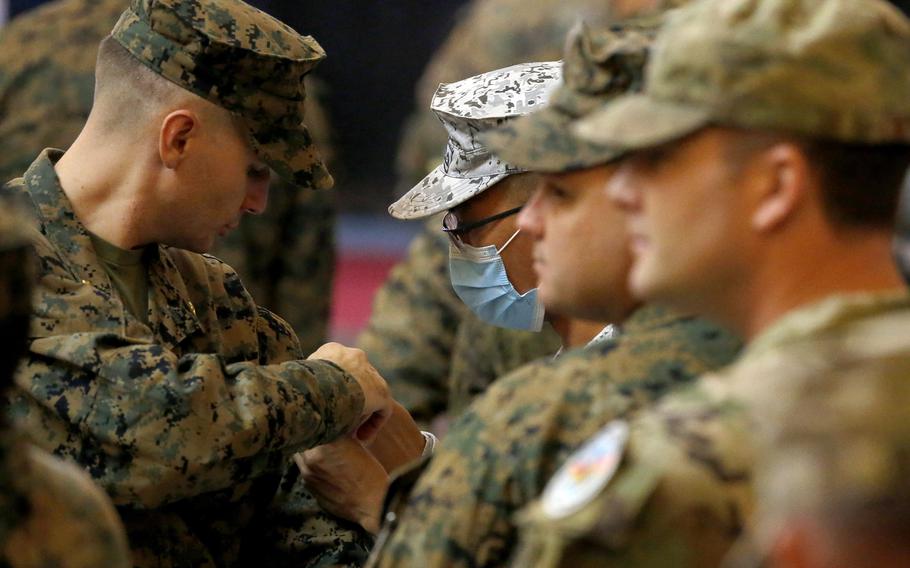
0 197 131 567
2 0 393 565
748 356 910 568
305 19 741 568
507 0 910 566
0 0 336 350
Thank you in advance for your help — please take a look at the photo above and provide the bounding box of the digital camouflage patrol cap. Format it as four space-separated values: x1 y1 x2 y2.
389 61 562 220
111 0 333 189
482 21 656 173
574 0 910 150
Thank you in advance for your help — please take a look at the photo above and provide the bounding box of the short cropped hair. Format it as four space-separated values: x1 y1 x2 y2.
92 36 193 133
726 130 910 229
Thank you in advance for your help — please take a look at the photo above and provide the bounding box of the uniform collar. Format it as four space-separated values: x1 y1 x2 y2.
19 149 202 348
743 289 910 361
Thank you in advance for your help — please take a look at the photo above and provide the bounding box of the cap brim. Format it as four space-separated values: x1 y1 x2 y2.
388 164 509 220
483 105 624 173
573 93 711 152
251 124 335 190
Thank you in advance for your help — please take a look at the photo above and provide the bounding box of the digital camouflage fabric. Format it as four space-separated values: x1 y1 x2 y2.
111 0 333 189
447 317 561 418
369 0 617 429
0 0 336 350
575 0 910 149
482 21 655 172
394 0 618 191
0 197 132 568
389 61 562 220
370 305 742 568
510 293 910 568
3 150 367 566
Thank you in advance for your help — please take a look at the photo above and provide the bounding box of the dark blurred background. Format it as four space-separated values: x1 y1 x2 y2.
5 0 469 210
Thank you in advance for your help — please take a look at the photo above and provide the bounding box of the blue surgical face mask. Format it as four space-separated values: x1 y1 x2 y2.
448 229 545 332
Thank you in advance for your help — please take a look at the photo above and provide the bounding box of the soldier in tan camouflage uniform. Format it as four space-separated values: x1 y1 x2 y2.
509 1 910 566
308 19 742 568
0 0 335 351
2 0 394 565
737 354 910 568
0 196 131 567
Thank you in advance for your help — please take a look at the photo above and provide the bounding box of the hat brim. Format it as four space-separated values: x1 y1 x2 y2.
388 164 510 220
482 105 624 173
250 124 335 190
573 93 711 152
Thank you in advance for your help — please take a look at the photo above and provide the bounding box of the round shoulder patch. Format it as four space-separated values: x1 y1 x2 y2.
541 420 630 519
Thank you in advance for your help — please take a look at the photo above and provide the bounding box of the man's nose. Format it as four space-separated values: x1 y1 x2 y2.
517 190 544 239
243 179 270 215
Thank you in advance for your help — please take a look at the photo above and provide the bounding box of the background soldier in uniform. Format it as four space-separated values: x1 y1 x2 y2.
0 196 131 567
512 0 910 565
358 0 621 431
2 0 392 565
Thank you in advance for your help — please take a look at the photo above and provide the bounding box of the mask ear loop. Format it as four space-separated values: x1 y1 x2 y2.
497 228 522 254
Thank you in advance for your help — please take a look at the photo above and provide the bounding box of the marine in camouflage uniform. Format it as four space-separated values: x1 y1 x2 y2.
0 0 335 349
0 196 131 567
359 0 621 428
367 22 743 568
3 0 381 565
511 1 910 566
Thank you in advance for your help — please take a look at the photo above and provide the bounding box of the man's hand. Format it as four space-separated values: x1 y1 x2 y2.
296 437 389 534
309 343 392 443
367 400 426 473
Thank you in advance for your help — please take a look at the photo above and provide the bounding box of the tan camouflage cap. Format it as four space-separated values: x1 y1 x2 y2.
574 0 910 151
482 21 656 173
111 0 333 189
389 61 562 220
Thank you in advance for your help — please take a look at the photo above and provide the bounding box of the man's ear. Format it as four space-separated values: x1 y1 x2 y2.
750 143 812 233
159 110 198 170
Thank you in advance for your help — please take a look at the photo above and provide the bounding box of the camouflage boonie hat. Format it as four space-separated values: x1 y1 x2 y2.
389 61 562 220
111 0 333 189
482 21 656 172
574 0 910 151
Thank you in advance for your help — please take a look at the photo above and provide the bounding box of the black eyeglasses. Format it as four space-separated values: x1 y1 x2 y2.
442 206 522 246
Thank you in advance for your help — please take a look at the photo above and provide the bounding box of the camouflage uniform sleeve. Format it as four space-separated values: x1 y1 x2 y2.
16 337 364 508
509 379 755 568
16 246 366 509
3 445 132 568
357 219 468 425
